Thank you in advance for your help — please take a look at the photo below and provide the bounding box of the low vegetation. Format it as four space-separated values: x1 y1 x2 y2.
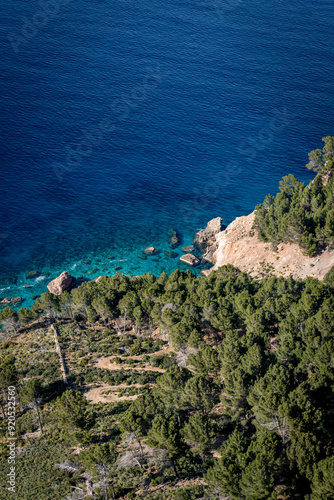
0 263 333 499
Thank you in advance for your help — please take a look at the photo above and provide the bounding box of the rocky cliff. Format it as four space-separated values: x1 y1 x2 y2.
201 212 334 280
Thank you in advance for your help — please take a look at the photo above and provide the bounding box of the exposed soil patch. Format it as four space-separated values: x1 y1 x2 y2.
207 212 334 280
84 383 146 404
95 345 174 373
21 430 42 440
96 357 166 373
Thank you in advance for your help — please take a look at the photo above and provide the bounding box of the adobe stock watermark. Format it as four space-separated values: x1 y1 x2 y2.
52 64 163 183
8 0 74 54
179 106 295 223
7 386 17 494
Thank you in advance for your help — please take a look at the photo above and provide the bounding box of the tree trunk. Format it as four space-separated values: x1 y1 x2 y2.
34 402 43 435
171 458 179 478
16 386 22 411
102 464 109 500
136 434 144 457
85 478 94 497
114 318 121 335
0 400 5 418
2 389 6 401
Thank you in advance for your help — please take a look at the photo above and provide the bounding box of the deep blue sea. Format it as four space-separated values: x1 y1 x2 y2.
1 0 334 307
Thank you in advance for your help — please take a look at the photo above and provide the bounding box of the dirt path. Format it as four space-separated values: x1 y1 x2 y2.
85 383 146 404
51 323 68 385
96 357 166 373
95 345 173 373
21 429 42 440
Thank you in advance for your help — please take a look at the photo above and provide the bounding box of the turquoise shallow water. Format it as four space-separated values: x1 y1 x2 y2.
1 0 333 307
1 229 212 309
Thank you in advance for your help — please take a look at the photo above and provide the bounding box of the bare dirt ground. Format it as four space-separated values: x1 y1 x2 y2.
95 345 174 373
84 383 147 404
209 212 334 280
21 429 42 440
96 358 166 373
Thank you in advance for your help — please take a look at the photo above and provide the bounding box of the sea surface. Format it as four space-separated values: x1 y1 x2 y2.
1 0 334 307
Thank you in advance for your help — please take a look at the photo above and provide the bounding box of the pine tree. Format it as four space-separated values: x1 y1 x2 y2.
187 344 220 376
181 375 219 413
306 136 334 175
53 389 90 444
287 431 323 481
310 456 334 499
80 443 118 500
17 307 36 326
21 379 44 435
0 307 19 335
239 461 276 500
239 430 282 500
154 366 190 412
221 366 249 415
32 292 60 319
147 413 185 477
183 413 214 461
205 429 247 498
92 296 113 325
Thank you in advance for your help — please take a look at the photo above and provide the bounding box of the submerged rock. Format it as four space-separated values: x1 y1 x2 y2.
0 298 11 305
11 297 22 304
0 297 22 305
164 250 178 258
26 270 40 279
47 272 76 295
179 253 200 267
143 247 158 255
168 229 181 249
181 245 195 253
87 268 99 275
114 266 122 271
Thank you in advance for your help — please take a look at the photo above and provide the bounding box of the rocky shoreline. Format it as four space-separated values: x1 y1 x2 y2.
0 227 211 303
3 212 334 305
